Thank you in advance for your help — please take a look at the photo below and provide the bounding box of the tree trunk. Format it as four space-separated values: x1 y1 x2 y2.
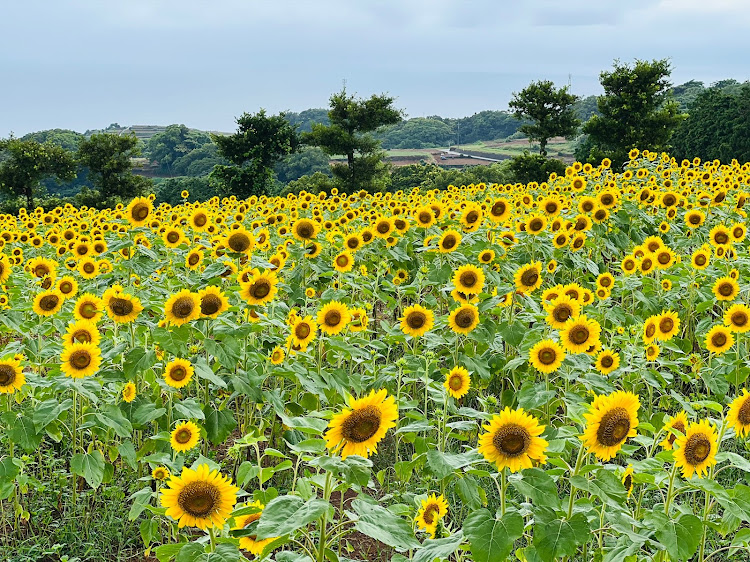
347 151 354 170
25 186 33 210
540 139 548 157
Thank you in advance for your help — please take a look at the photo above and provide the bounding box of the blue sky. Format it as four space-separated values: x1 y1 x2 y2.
1 0 748 136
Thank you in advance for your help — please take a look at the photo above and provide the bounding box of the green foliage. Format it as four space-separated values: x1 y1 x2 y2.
388 162 443 192
508 151 567 184
509 80 580 156
146 124 213 175
671 84 750 163
77 132 152 201
303 89 402 192
0 137 77 208
211 109 301 198
284 108 330 133
377 118 456 149
573 95 600 122
155 176 218 205
274 146 331 184
581 58 686 167
278 171 334 196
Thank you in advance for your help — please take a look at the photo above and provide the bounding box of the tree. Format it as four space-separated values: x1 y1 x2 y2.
581 59 685 166
77 133 152 202
146 125 213 175
210 110 301 198
274 147 331 184
508 151 567 184
0 137 77 208
154 176 218 206
303 89 402 192
508 80 580 156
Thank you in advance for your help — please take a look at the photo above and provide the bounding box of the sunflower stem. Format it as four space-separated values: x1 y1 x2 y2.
208 526 217 551
663 461 679 514
567 444 587 519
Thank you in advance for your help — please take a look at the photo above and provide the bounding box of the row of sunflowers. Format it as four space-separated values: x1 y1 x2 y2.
2 150 750 561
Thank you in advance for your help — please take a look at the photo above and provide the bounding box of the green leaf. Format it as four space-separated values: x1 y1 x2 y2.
426 450 481 480
209 543 241 561
132 404 167 426
174 398 206 421
309 455 371 487
352 499 420 551
205 338 241 370
96 405 133 438
140 518 160 547
155 542 187 562
118 441 137 470
0 457 20 484
71 451 106 489
7 415 42 453
533 513 590 561
176 542 208 562
413 532 464 562
464 508 524 562
509 467 560 510
203 407 237 445
129 486 154 521
648 511 702 561
33 398 73 431
517 382 557 411
255 496 331 540
124 347 157 377
194 358 228 389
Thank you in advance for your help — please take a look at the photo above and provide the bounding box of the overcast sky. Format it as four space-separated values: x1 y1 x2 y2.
1 0 748 137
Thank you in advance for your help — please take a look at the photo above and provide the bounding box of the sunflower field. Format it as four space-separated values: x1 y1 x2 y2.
3 150 750 561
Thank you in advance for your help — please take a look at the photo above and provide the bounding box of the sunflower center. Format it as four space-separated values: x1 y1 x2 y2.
167 231 180 243
422 504 439 525
712 332 728 347
449 374 464 391
341 405 381 443
492 423 531 457
188 253 201 266
72 330 92 343
538 348 557 365
251 280 271 300
377 222 390 234
175 428 193 444
83 262 96 274
295 323 311 339
689 214 701 225
194 214 207 227
228 233 251 253
569 325 590 345
324 310 342 327
177 481 220 518
108 296 135 317
201 295 222 316
336 256 349 267
172 297 196 318
669 421 685 445
170 366 187 382
459 271 478 289
466 211 479 224
718 283 734 297
442 236 457 249
132 204 149 221
596 407 630 446
663 194 676 206
553 305 572 323
715 233 729 245
0 365 15 386
529 219 543 232
39 294 60 311
734 227 744 238
659 318 674 334
80 302 97 319
346 238 359 249
296 222 314 239
645 323 656 338
454 308 476 329
737 399 750 425
60 281 73 293
407 311 426 330
657 253 670 265
600 355 614 368
521 269 539 287
34 265 49 277
683 434 711 465
70 350 92 370
491 201 506 216
418 211 432 224
623 474 632 489
695 255 707 266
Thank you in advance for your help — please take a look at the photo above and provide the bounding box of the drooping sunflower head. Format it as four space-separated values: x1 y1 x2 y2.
325 388 398 459
659 411 689 450
478 407 548 473
122 382 136 403
452 264 485 296
0 357 25 394
514 262 543 294
164 289 201 326
528 339 566 374
582 390 640 461
728 389 750 437
164 358 194 389
170 421 201 453
674 419 718 479
444 366 471 399
60 341 102 379
160 464 238 530
317 301 351 336
448 303 479 335
198 286 229 319
705 325 734 354
622 465 635 499
400 304 435 338
348 307 369 333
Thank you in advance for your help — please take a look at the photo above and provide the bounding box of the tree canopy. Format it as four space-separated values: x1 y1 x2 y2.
77 133 152 202
146 124 213 175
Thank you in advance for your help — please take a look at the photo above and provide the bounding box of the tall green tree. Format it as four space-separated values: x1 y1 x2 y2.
580 59 685 166
77 133 152 201
508 80 580 156
210 110 301 198
303 89 402 192
0 137 77 208
146 124 212 175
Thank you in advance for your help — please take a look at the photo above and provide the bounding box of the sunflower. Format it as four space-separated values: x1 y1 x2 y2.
317 301 350 336
164 359 194 389
239 269 278 306
415 494 448 538
0 357 25 394
292 218 320 242
709 224 731 247
544 295 580 329
332 250 354 273
414 205 436 228
622 465 635 499
643 316 658 344
56 275 78 299
660 411 689 450
728 389 750 438
291 315 317 349
514 262 543 294
581 390 640 460
164 289 201 326
103 289 143 324
270 346 285 365
325 388 398 459
152 467 170 481
185 249 204 270
170 421 201 453
160 464 238 529
705 325 734 354
478 407 548 472
0 254 11 284
76 257 99 280
685 210 705 228
400 304 434 338
74 293 104 323
225 228 255 255
713 276 739 301
189 209 211 231
724 304 750 333
673 420 718 479
453 264 485 296
448 304 479 335
198 286 229 319
348 307 369 332
233 501 279 555
559 315 601 354
478 250 495 264
126 197 153 227
595 349 620 375
374 217 394 238
655 310 680 341
528 339 565 374
438 230 462 253
691 248 710 270
122 382 136 403
33 290 64 316
444 366 471 399
163 227 186 249
60 342 102 379
63 319 101 347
